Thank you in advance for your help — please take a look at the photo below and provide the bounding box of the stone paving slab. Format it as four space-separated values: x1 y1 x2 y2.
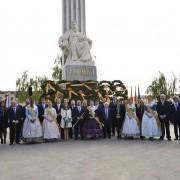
0 138 180 180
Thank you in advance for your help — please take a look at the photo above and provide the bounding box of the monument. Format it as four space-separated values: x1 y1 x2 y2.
59 0 97 81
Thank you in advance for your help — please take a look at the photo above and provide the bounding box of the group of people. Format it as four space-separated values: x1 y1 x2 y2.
0 94 180 145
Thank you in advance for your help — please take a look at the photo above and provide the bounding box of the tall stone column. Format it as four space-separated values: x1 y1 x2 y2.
60 0 97 81
62 0 86 34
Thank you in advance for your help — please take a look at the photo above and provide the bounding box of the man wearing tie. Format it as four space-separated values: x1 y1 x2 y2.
99 101 112 139
69 100 76 139
73 100 85 140
8 99 23 145
157 94 171 141
170 96 180 140
53 98 62 125
115 99 126 139
38 97 47 124
109 97 117 137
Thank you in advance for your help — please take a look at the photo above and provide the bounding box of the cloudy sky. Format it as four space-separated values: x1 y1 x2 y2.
0 0 180 94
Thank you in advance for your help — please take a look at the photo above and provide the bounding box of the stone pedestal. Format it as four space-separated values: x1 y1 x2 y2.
62 65 97 81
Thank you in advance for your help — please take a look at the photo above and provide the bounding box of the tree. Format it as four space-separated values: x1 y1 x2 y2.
52 55 62 81
16 71 47 103
146 72 179 98
16 54 63 103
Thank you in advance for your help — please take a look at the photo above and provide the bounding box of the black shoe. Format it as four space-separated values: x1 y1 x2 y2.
1 139 3 144
174 138 178 141
168 138 171 141
159 137 164 140
9 143 13 146
149 137 154 140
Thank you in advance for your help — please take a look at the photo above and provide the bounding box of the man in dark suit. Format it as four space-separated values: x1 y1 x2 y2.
73 100 85 140
53 98 63 138
0 101 4 144
115 99 126 139
69 100 76 139
98 101 113 138
170 96 180 140
109 97 117 136
8 99 23 145
135 99 145 139
0 101 8 144
38 97 47 124
157 94 171 141
22 98 30 119
53 98 62 125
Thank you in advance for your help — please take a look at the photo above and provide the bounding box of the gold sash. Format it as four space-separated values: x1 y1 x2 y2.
146 107 161 128
127 107 140 127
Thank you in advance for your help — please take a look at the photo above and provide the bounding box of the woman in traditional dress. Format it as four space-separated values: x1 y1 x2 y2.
23 100 43 143
61 101 72 140
83 100 103 139
122 98 140 138
142 95 161 140
43 100 60 142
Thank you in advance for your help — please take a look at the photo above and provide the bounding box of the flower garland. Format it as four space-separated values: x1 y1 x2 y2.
41 80 128 102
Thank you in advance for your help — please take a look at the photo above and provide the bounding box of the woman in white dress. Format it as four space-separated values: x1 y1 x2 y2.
43 100 60 142
122 98 140 138
61 101 72 140
23 100 43 143
142 95 161 140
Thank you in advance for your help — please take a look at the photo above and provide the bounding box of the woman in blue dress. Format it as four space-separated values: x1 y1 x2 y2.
23 100 43 143
142 95 161 140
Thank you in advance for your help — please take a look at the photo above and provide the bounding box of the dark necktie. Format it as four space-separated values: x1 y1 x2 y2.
175 103 178 111
13 107 16 114
106 108 108 120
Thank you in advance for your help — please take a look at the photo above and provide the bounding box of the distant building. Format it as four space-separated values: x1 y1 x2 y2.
0 91 16 101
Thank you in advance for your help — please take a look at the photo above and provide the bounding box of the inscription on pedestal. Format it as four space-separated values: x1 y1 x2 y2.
64 65 97 81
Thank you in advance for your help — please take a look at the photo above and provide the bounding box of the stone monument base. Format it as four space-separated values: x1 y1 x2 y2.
62 65 97 81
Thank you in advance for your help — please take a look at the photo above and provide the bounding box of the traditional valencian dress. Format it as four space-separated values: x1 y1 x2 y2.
142 102 161 138
122 104 140 137
43 107 60 141
23 105 43 143
83 106 103 139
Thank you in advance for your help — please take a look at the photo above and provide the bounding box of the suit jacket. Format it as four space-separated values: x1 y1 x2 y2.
73 106 85 124
38 104 48 121
109 102 117 121
0 107 4 128
156 101 171 120
53 104 62 124
7 106 23 126
98 106 113 123
135 104 144 122
115 104 126 121
170 102 180 123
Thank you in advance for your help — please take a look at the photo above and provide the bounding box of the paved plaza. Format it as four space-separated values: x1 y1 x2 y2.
0 137 180 180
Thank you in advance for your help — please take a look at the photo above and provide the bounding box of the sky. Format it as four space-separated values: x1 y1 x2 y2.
0 0 180 94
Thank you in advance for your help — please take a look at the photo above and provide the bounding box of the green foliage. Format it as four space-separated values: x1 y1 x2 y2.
16 55 63 103
16 71 47 103
42 80 128 101
52 55 62 81
146 72 179 98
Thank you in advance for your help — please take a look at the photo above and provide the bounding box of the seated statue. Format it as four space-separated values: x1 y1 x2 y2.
59 21 92 64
